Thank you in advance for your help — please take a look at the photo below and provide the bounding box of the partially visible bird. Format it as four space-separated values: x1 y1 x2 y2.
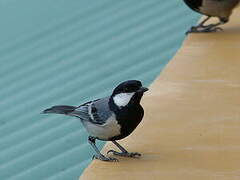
42 80 148 162
183 0 240 33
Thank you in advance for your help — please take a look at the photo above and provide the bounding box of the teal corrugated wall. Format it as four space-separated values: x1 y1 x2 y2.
0 0 199 179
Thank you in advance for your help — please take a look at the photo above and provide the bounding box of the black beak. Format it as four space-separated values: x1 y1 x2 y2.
138 87 148 93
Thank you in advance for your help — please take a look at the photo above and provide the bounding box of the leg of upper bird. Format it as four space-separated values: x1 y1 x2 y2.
88 136 118 162
107 141 141 158
198 16 211 26
186 17 228 34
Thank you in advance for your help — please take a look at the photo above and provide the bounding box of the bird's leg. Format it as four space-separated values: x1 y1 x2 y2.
88 136 118 162
198 16 211 27
107 141 141 158
186 16 211 34
186 16 226 34
200 17 228 32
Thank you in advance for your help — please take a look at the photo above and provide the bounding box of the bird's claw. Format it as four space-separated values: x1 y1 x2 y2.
92 154 119 162
200 26 223 32
210 27 223 32
186 25 223 34
107 150 141 158
186 26 201 34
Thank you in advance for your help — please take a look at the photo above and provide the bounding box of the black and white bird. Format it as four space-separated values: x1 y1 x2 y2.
183 0 240 33
42 80 148 162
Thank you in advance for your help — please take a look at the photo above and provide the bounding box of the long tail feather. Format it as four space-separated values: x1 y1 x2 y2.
42 105 77 115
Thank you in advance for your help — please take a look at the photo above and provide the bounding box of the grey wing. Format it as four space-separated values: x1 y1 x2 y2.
70 97 112 125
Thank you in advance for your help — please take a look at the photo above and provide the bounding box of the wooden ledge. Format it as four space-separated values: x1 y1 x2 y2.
80 8 240 180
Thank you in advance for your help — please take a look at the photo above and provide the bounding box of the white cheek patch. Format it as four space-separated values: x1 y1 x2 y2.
113 92 135 107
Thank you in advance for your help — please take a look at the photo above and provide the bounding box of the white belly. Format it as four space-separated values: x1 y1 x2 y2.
82 114 121 140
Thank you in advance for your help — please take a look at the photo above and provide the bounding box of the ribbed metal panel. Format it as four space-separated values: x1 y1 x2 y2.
0 0 199 179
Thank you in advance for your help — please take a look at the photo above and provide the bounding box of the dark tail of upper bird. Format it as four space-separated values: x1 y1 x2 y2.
42 105 77 115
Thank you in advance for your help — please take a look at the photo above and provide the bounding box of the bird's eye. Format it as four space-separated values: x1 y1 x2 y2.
124 87 129 92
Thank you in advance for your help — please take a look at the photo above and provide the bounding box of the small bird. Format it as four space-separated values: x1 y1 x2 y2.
42 80 148 162
183 0 240 33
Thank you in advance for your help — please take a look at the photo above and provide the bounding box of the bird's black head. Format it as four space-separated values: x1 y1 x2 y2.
111 80 148 108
